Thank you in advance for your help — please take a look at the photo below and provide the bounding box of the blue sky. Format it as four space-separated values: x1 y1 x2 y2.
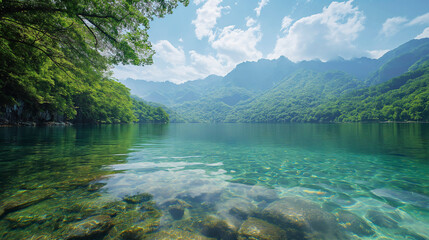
113 0 429 83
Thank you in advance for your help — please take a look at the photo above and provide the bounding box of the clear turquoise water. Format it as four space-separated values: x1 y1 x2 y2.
0 123 428 239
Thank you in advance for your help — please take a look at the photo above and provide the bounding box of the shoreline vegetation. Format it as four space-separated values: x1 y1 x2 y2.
0 0 187 126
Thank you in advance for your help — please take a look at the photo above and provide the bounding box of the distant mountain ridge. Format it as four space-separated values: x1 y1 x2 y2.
119 38 429 122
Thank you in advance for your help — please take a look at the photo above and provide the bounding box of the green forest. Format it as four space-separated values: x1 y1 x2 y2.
0 0 186 124
229 62 429 123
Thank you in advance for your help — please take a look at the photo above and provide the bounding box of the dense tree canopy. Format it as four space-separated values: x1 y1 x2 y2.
0 0 187 123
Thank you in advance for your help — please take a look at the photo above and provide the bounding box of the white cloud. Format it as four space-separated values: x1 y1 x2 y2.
153 40 185 66
367 49 389 59
211 24 263 63
281 16 293 32
408 12 429 26
192 0 224 40
255 0 269 17
193 0 205 5
246 17 256 27
113 40 203 83
179 38 183 42
380 17 407 37
189 51 229 76
415 27 429 39
269 0 365 62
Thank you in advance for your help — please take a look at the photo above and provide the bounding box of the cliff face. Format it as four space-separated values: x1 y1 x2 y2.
0 101 69 126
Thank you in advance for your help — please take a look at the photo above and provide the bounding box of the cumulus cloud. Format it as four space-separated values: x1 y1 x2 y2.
415 27 429 39
192 0 224 40
153 40 186 66
211 25 263 63
379 12 429 38
113 40 202 83
255 0 269 17
281 16 293 32
380 17 407 37
189 51 229 76
269 0 365 62
408 12 429 26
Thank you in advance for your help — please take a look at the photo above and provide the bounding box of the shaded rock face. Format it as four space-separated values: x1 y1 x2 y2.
146 230 212 240
64 215 112 240
238 217 287 240
0 189 54 217
259 197 345 240
334 210 375 237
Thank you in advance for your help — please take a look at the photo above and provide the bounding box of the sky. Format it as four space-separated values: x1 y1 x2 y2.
113 0 429 83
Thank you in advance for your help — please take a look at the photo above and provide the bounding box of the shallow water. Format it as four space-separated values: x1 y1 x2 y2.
0 123 428 239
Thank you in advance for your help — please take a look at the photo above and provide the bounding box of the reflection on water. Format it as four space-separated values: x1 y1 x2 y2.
0 123 428 239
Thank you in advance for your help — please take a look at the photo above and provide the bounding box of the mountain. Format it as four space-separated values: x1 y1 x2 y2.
120 38 429 123
366 39 429 85
226 70 362 122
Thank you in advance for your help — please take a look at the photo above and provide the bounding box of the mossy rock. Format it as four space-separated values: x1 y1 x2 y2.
259 197 346 240
64 215 112 240
238 217 286 240
201 216 237 240
0 189 55 217
118 220 160 239
123 193 153 204
146 229 213 240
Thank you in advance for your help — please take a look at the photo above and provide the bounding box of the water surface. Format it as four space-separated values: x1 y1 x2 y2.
0 123 428 239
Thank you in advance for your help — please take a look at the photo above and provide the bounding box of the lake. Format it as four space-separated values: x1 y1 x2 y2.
0 123 428 239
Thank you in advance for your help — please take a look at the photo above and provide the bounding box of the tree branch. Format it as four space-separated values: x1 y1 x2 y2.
77 14 98 47
85 18 118 43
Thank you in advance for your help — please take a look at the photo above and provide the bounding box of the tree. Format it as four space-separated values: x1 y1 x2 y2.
0 0 189 68
0 0 186 123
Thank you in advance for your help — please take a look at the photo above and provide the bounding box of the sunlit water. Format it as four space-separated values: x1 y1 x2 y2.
0 123 428 239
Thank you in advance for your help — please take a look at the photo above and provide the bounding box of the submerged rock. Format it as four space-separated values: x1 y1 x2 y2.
160 199 192 209
87 183 106 192
229 207 249 221
146 229 212 240
6 212 52 228
168 205 185 220
64 215 112 239
365 210 398 229
105 207 161 239
248 185 278 203
0 189 54 217
123 193 153 204
334 210 374 237
118 220 160 239
238 217 286 240
217 198 257 225
23 234 53 240
201 216 237 240
259 197 345 240
161 199 192 220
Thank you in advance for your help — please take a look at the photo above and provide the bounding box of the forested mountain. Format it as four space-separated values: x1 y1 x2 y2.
121 38 429 123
